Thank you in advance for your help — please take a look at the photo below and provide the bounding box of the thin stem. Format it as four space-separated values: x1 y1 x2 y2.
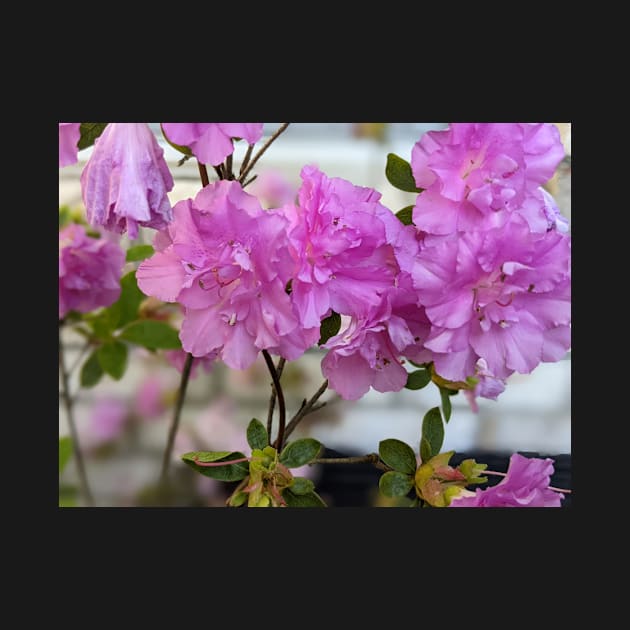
159 353 194 486
239 143 255 176
310 453 390 472
198 161 210 187
279 379 328 446
484 469 572 494
239 123 290 184
67 340 91 376
262 350 286 451
212 165 224 180
266 357 286 441
242 174 258 189
59 327 94 506
225 154 234 180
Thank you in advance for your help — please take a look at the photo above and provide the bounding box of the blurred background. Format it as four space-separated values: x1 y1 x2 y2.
59 122 571 507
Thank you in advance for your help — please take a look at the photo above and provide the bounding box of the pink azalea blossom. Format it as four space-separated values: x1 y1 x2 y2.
137 180 315 370
81 123 174 239
84 397 128 449
412 214 571 382
248 169 297 208
134 375 167 420
59 223 125 319
165 349 219 379
162 123 264 166
411 123 565 235
463 358 507 413
59 123 81 167
282 165 401 329
450 453 564 507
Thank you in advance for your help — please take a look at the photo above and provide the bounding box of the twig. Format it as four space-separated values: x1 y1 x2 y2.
262 350 286 451
239 143 255 177
225 154 234 180
239 123 290 184
279 379 329 446
266 357 286 441
198 162 210 187
67 340 91 376
309 453 390 472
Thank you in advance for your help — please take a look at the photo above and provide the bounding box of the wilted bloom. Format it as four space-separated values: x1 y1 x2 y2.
81 123 174 239
84 397 128 449
137 180 314 369
59 123 81 167
450 453 564 507
162 123 264 166
411 123 565 235
165 349 219 379
412 214 571 383
59 223 125 319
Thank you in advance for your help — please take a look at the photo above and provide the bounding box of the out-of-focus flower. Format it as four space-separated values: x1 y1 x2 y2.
463 359 507 412
59 223 125 319
81 123 173 239
133 375 168 420
84 397 128 449
59 123 81 167
248 170 297 208
450 453 564 507
162 123 264 166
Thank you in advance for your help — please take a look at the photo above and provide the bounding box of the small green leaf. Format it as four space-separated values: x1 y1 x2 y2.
88 309 117 340
229 491 248 507
279 438 322 468
405 369 431 390
290 477 315 495
385 153 423 193
107 271 145 330
283 489 327 507
247 418 269 451
97 341 128 380
80 351 103 388
395 205 414 226
420 407 444 462
119 320 181 350
59 206 72 228
379 471 414 498
440 387 452 422
182 451 249 482
126 245 155 262
77 123 108 151
378 439 417 474
59 436 73 473
59 485 78 507
318 311 341 345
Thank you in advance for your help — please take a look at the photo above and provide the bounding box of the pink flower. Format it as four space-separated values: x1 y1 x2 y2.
133 375 167 420
411 123 565 235
165 349 218 379
81 123 174 239
248 169 297 208
412 214 571 382
84 397 128 449
59 123 81 167
282 165 401 329
59 223 125 319
450 453 564 507
463 358 507 413
162 123 264 166
137 180 314 370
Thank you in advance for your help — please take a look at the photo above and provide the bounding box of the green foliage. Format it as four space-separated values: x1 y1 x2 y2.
59 486 78 507
97 341 128 380
439 387 453 422
395 205 414 225
77 123 108 151
119 320 181 350
108 271 146 330
420 407 444 463
405 368 431 390
379 471 414 498
279 438 322 468
378 439 417 474
385 153 423 193
282 488 327 507
318 311 341 345
290 477 315 495
182 451 249 482
126 245 155 262
80 351 103 388
59 437 73 473
246 418 269 451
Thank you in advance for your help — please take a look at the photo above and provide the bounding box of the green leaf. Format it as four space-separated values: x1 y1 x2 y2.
107 271 145 330
439 387 452 422
282 488 327 507
88 309 117 340
59 485 78 507
379 471 414 498
378 439 417 474
77 123 108 151
97 341 128 380
59 206 72 228
385 153 422 193
318 311 341 345
405 369 431 391
247 418 269 451
420 407 444 462
119 320 181 350
80 351 103 388
290 477 315 495
126 245 155 262
279 438 322 468
161 123 193 156
59 436 73 473
182 451 249 482
395 205 414 226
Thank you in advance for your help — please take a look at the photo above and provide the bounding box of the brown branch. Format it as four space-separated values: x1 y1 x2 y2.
262 350 286 451
309 453 390 472
198 162 210 187
277 379 328 447
239 123 290 184
239 143 255 177
266 357 286 442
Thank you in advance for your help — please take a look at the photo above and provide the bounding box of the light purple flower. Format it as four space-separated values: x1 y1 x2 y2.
81 123 174 239
134 375 167 420
162 123 264 166
411 123 565 235
463 358 507 413
248 169 297 208
59 123 81 167
412 214 571 382
59 223 125 319
450 453 564 507
137 180 315 370
84 397 128 449
165 349 219 379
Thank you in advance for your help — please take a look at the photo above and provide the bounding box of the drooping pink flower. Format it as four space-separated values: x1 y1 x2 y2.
162 123 264 166
81 123 174 239
282 165 401 329
165 349 219 379
411 123 565 235
449 453 564 507
137 180 315 370
412 214 571 382
59 223 125 319
59 123 81 167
